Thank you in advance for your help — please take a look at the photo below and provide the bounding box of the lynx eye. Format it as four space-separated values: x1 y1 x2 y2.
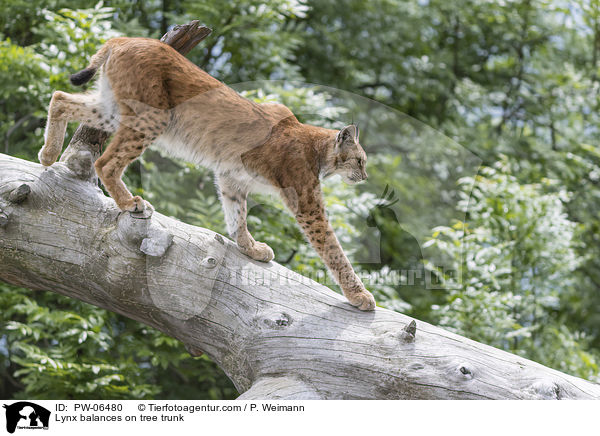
357 158 364 167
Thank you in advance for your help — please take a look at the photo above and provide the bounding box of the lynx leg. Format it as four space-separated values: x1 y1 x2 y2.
40 90 115 166
40 92 69 166
93 95 170 212
217 176 274 262
281 183 375 310
94 126 155 213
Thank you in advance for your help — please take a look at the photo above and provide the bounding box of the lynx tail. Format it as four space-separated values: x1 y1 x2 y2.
70 43 111 86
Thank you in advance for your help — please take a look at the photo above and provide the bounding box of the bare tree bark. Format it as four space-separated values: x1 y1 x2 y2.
1 152 600 400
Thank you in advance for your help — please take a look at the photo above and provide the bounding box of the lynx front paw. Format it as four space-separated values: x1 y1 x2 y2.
122 196 154 214
239 241 274 263
346 288 376 311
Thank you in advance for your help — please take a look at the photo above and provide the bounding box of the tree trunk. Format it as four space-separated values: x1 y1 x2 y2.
0 152 599 400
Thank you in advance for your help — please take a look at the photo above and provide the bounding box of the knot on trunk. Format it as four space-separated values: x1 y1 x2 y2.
0 209 8 227
64 150 96 181
184 343 205 357
8 183 31 204
117 211 173 257
201 256 217 268
458 365 474 380
531 380 563 400
261 312 293 330
400 320 417 342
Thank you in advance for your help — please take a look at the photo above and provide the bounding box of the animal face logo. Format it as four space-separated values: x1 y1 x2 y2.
364 184 424 269
366 184 399 229
2 402 50 434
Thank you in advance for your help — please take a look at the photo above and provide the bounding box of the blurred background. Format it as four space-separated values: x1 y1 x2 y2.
1 0 600 399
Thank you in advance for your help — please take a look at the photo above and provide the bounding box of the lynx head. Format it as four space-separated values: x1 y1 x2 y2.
323 124 368 184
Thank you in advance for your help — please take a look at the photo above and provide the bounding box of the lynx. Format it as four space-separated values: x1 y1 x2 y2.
39 37 375 310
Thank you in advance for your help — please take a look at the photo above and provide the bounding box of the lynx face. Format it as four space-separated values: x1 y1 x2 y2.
332 125 368 184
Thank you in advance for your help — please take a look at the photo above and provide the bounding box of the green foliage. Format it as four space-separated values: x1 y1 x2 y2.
426 163 598 380
0 40 48 159
179 0 308 82
0 282 236 399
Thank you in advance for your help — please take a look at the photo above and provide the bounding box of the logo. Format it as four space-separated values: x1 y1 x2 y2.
2 402 50 434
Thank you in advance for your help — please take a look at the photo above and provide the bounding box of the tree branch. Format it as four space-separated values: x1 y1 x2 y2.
159 20 212 56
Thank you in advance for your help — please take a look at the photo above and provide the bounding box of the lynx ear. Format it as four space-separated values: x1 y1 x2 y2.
335 124 359 149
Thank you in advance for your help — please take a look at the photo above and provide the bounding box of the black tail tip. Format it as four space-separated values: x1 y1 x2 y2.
70 67 96 86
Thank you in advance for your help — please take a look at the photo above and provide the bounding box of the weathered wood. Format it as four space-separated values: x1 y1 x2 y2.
1 152 600 400
160 20 212 56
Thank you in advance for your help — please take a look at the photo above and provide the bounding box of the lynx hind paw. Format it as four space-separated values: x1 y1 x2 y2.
124 196 154 214
38 148 57 167
349 290 376 311
240 242 274 263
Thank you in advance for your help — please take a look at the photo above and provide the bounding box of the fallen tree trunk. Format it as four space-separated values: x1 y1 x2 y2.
1 152 600 399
